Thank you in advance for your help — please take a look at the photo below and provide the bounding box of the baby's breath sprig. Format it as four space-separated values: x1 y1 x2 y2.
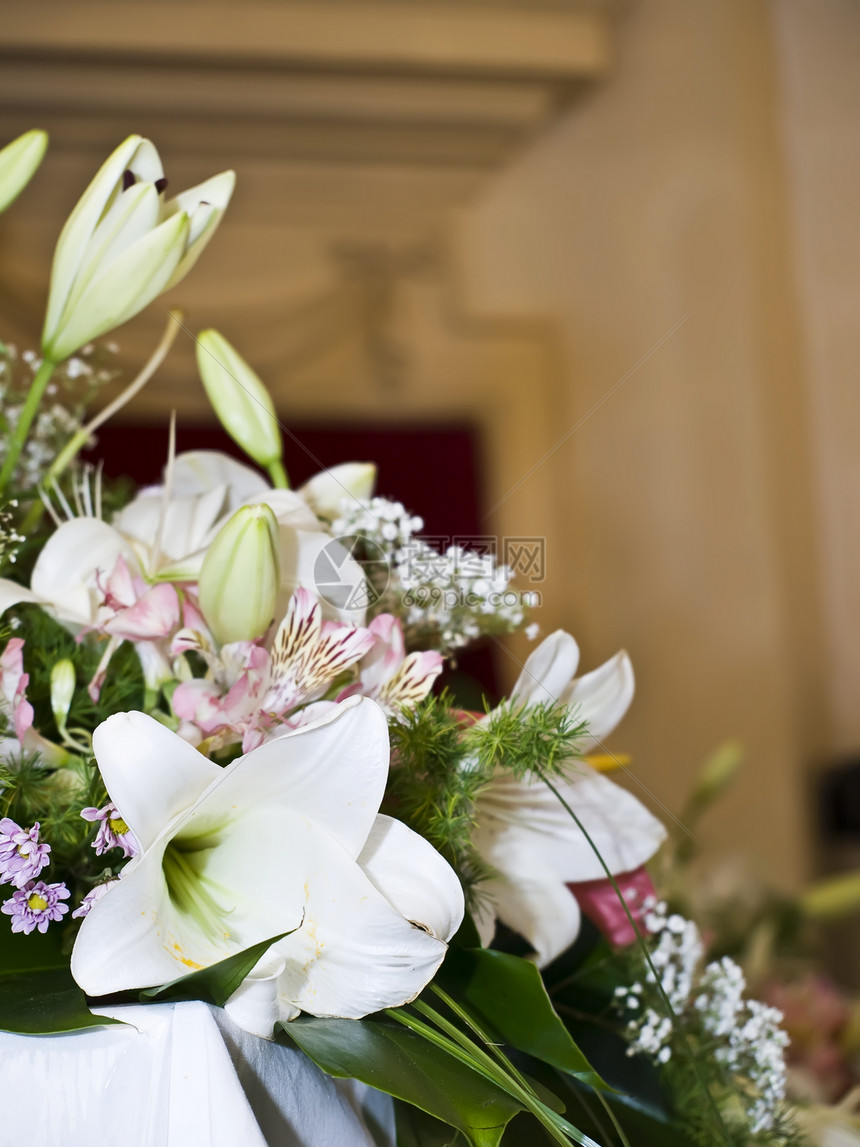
616 900 805 1145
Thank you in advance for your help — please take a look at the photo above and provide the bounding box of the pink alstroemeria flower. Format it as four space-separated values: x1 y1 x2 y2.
87 555 182 700
1 638 34 744
0 638 67 766
338 614 443 715
172 588 374 753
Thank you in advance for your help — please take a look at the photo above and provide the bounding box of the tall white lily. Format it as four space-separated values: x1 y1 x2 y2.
42 135 234 362
473 630 666 965
0 129 48 214
71 700 464 1037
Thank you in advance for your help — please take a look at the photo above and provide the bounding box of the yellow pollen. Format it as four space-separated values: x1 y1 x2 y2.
108 816 129 836
27 892 48 912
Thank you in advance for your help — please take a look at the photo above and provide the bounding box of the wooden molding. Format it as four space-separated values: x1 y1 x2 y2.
3 3 613 78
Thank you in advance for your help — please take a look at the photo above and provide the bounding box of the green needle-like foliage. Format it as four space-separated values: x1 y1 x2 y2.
385 694 590 908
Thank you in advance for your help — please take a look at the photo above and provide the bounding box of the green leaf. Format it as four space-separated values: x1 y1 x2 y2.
279 1013 525 1147
0 966 123 1034
139 931 289 1006
394 1100 466 1147
0 915 68 973
440 948 607 1090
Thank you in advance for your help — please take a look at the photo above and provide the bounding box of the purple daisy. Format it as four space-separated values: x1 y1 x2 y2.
80 802 138 858
72 879 118 920
0 818 51 888
2 880 70 934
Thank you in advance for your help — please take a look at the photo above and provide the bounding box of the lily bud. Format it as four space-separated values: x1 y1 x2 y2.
299 463 377 521
198 503 280 645
195 330 283 470
0 129 48 214
684 741 743 822
50 658 76 733
42 134 235 362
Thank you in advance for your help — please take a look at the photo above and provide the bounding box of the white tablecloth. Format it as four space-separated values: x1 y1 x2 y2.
0 1001 395 1147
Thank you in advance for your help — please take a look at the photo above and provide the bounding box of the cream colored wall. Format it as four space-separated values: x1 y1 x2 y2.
773 0 860 756
458 0 858 887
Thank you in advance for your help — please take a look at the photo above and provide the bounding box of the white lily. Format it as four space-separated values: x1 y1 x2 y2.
0 450 352 628
42 135 234 361
473 630 666 965
0 129 48 214
71 700 464 1037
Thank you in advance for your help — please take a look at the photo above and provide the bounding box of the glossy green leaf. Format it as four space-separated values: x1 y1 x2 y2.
0 966 122 1034
139 931 289 1006
279 1013 524 1147
394 1100 465 1147
439 948 607 1090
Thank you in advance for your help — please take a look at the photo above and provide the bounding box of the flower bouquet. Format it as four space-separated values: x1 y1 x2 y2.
0 130 813 1146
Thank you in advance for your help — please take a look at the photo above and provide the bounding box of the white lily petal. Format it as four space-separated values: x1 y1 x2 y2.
127 137 163 184
0 579 39 617
282 530 367 625
48 212 188 360
169 450 270 507
162 171 235 290
272 824 450 1019
93 711 221 852
113 485 229 574
242 490 322 534
223 698 388 858
299 464 377 521
509 630 580 707
167 170 236 217
74 802 311 996
357 814 464 942
71 840 191 993
486 875 582 967
224 956 295 1039
43 134 144 344
61 182 160 320
473 767 666 884
30 517 134 627
563 650 635 750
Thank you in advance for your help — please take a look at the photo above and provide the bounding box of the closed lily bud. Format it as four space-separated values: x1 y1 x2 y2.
299 463 377 521
688 740 743 812
195 330 283 470
198 504 280 645
50 658 76 733
0 129 48 214
42 134 235 362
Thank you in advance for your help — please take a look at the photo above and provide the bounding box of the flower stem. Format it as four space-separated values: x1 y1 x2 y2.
267 458 289 489
50 310 182 482
20 313 181 534
0 357 57 496
535 767 736 1146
